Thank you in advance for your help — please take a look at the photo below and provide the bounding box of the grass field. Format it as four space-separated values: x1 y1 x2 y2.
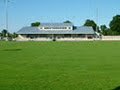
0 41 120 90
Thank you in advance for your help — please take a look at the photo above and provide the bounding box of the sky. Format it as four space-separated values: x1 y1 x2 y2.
0 0 120 33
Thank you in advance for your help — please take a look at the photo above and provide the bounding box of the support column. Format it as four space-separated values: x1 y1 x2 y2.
86 34 88 39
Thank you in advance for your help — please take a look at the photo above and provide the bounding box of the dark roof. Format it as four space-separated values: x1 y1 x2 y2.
17 26 95 34
40 23 73 27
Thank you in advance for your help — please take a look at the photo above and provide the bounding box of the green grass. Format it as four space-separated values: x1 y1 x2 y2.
0 41 120 90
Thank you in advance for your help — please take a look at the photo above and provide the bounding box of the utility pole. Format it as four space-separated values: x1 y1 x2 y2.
96 8 99 40
4 0 9 40
96 8 98 33
4 0 9 31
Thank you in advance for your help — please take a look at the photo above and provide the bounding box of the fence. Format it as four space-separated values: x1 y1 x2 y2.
102 36 120 40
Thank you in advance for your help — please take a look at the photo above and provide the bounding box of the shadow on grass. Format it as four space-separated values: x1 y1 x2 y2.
112 86 120 90
3 49 22 51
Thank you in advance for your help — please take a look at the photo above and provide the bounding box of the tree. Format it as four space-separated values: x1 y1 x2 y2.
105 30 119 36
100 25 108 35
31 22 40 27
12 32 18 38
63 20 72 23
109 15 120 34
1 29 8 37
84 19 97 31
0 32 1 39
100 25 108 32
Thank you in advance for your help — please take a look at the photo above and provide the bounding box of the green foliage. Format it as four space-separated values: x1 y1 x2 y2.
0 42 120 89
0 33 1 37
84 19 97 31
100 25 108 32
63 20 72 23
104 30 119 36
31 22 40 27
110 15 120 33
0 30 18 41
12 32 18 38
1 29 8 37
100 25 108 35
99 15 120 35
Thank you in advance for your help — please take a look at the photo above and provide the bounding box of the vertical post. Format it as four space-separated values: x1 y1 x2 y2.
96 8 98 33
96 8 99 40
5 0 8 31
4 0 9 40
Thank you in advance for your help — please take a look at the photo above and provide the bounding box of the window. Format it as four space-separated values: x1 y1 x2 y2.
69 27 71 29
43 27 68 30
44 27 51 29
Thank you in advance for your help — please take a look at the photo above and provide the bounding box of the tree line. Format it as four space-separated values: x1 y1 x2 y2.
1 14 120 40
84 15 120 36
0 30 18 40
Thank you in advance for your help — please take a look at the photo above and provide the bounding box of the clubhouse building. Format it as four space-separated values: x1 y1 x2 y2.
17 23 98 41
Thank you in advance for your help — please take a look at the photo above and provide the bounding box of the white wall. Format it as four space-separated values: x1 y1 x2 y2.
102 36 120 40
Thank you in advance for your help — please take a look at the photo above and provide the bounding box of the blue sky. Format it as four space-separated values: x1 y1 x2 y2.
0 0 120 32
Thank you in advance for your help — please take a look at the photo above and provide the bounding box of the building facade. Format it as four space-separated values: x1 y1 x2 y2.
17 23 97 41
